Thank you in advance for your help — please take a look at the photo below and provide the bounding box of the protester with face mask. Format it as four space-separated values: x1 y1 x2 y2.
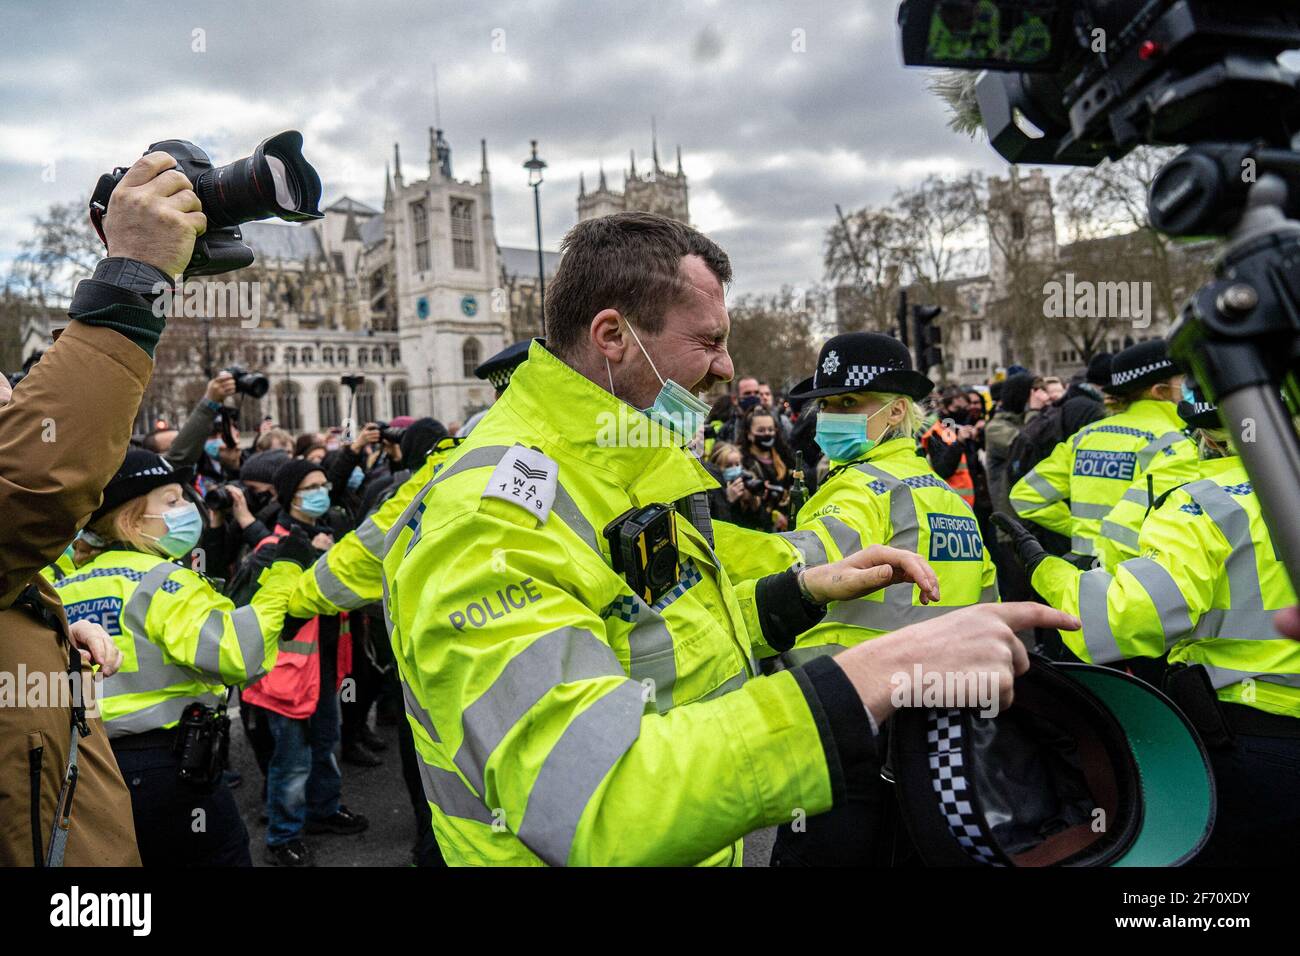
704 441 746 521
235 458 368 866
767 331 998 866
50 450 313 865
736 408 795 531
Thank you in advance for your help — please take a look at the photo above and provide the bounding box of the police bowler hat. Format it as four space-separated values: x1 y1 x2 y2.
789 333 933 402
890 656 1215 867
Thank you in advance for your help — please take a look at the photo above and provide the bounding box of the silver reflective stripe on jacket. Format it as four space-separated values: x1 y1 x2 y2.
1071 535 1096 557
314 557 368 611
107 694 206 738
452 627 626 795
1022 469 1065 505
516 679 644 866
1186 480 1265 615
1200 664 1300 692
354 516 386 558
1077 568 1122 663
416 759 494 825
625 597 677 714
1071 501 1113 520
782 644 848 668
105 562 202 700
778 529 828 567
1097 519 1140 553
1138 431 1189 470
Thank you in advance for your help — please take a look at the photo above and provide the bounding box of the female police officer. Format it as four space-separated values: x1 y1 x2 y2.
51 450 313 865
769 332 999 866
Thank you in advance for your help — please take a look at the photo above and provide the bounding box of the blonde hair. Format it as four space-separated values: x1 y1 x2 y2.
709 441 741 469
87 496 162 557
869 392 927 439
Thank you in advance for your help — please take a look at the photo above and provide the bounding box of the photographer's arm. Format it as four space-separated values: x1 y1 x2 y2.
0 151 205 609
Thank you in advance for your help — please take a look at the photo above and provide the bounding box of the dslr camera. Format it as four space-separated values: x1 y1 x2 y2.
223 364 270 398
90 130 323 277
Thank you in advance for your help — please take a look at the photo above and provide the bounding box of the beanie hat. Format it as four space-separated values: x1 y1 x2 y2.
399 418 448 475
240 450 290 485
1000 373 1035 415
274 458 325 511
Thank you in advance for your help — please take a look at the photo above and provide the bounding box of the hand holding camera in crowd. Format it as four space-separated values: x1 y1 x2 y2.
101 151 208 278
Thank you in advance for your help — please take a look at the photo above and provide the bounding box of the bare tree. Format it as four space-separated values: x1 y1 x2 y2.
726 286 824 392
824 206 911 333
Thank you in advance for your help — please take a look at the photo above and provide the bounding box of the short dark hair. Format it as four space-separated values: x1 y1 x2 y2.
546 212 732 357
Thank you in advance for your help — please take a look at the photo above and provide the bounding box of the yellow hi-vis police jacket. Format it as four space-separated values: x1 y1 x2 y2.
52 547 304 736
384 342 844 867
287 438 462 618
1009 399 1198 566
1031 456 1300 718
775 436 999 665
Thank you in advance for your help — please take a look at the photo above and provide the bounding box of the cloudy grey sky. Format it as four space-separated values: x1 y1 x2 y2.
0 0 1014 295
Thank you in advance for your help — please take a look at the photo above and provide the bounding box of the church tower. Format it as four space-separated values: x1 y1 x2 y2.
577 124 690 224
388 128 503 422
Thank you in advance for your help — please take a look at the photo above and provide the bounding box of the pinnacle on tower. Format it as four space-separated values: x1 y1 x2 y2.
629 149 637 179
384 161 393 204
393 142 403 187
579 171 586 197
651 116 660 172
480 138 489 178
676 144 682 176
598 161 607 191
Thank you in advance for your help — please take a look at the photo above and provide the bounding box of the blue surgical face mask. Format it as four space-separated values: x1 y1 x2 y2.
297 487 331 518
815 404 893 463
1182 381 1197 405
722 464 744 482
143 502 203 559
607 319 710 449
347 466 365 491
204 438 224 459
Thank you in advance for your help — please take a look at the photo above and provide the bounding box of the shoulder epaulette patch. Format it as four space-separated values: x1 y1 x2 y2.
482 446 558 524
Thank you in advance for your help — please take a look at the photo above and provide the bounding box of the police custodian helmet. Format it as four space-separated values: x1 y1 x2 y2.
889 656 1215 866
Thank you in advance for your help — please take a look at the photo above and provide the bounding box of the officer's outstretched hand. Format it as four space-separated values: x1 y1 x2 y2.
802 544 940 605
835 603 1080 724
991 511 1047 574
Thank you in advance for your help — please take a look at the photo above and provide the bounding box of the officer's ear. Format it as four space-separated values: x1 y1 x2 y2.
591 309 629 364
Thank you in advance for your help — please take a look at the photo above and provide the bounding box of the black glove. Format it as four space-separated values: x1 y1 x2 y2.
991 512 1048 575
272 527 317 569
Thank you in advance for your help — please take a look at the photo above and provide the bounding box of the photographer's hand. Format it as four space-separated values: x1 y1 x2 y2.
228 485 255 529
206 371 236 404
104 151 207 278
351 423 381 455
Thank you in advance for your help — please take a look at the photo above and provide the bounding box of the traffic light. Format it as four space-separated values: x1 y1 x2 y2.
912 304 943 371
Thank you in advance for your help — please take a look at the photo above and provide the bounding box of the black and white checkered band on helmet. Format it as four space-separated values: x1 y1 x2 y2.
928 710 1002 866
125 462 174 479
842 364 904 388
1110 359 1175 388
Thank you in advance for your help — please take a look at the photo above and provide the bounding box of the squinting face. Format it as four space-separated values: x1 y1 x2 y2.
621 254 733 407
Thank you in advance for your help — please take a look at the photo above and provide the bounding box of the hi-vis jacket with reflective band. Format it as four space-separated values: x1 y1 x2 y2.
288 439 461 618
384 342 836 867
52 547 303 736
1032 456 1300 719
41 550 78 584
775 436 998 665
1010 399 1198 565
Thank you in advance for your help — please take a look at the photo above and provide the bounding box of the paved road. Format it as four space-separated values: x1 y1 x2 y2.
227 703 776 867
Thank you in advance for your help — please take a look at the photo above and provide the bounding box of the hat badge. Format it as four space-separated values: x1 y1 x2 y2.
822 351 840 376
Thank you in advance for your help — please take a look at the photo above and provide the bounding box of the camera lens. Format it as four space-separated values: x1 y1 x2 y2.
193 130 322 230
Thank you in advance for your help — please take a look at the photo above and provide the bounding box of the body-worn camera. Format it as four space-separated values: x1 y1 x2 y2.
223 364 270 398
90 130 323 277
604 504 680 605
173 700 231 789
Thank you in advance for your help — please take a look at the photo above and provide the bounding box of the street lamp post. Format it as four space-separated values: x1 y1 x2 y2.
523 139 548 337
